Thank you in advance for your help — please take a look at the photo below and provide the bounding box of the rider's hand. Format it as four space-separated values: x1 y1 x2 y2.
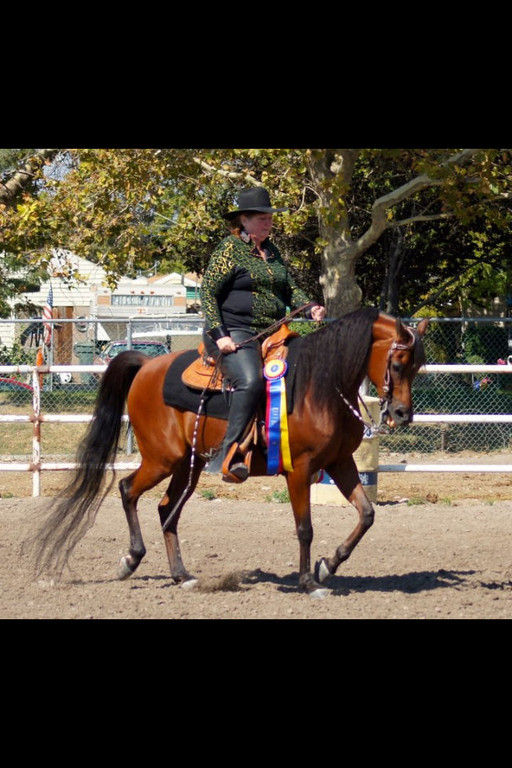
310 305 326 321
216 336 237 354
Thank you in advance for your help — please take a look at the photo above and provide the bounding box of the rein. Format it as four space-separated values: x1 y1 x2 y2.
234 302 317 349
335 387 384 436
163 311 419 531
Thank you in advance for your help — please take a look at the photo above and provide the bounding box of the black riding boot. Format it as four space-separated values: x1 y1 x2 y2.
220 387 262 481
203 329 264 482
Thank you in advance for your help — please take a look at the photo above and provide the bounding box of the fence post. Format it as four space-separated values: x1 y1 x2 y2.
31 367 41 497
126 319 134 456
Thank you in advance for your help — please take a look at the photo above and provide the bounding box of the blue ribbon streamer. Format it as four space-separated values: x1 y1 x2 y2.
266 378 284 474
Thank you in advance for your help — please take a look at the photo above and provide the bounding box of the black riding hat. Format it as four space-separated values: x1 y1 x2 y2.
224 187 288 220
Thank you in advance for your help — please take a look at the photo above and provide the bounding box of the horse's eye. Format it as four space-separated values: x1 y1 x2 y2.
392 362 402 373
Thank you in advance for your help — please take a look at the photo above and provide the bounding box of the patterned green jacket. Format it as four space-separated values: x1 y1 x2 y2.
200 235 311 341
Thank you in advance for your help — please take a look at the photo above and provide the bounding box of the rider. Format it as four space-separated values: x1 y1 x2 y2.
200 187 326 483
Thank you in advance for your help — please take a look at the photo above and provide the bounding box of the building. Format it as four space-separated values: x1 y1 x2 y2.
3 249 202 363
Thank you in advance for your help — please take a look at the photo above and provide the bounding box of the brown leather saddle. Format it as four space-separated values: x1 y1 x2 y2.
181 324 299 482
181 323 299 392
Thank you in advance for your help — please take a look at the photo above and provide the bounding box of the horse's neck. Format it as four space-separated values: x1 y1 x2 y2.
372 313 396 342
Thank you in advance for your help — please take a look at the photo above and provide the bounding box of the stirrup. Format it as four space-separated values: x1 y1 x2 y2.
223 462 249 483
221 443 251 484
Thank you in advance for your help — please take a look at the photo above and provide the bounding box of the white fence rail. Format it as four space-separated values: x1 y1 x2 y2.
1 363 512 496
0 364 140 496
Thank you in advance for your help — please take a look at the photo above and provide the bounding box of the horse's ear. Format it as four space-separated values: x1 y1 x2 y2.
416 318 429 337
395 317 408 340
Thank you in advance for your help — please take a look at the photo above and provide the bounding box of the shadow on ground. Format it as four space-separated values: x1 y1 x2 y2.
242 567 478 596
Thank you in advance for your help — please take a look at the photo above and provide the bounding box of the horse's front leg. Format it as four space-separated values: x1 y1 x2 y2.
314 457 375 583
286 463 329 597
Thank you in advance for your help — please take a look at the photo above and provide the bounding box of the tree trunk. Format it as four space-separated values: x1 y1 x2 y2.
318 231 362 317
0 149 59 205
307 149 362 318
380 228 404 315
307 148 483 319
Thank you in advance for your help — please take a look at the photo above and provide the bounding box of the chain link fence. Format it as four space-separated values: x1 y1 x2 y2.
0 316 204 463
372 317 512 454
1 315 511 464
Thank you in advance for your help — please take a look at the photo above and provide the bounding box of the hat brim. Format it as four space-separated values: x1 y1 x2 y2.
224 206 288 220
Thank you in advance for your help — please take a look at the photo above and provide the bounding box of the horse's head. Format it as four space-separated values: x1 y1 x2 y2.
368 315 429 428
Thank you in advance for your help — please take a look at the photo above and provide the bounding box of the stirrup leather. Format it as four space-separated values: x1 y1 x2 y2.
221 420 258 483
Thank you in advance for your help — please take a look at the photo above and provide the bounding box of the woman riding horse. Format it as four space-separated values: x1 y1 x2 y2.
25 306 428 594
200 187 326 483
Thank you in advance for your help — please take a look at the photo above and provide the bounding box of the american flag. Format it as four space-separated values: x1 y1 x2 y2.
42 286 54 347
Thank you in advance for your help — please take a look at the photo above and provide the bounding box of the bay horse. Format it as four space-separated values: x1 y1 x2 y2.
28 308 428 595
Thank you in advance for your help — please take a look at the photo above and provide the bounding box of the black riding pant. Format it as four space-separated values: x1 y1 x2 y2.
203 328 264 459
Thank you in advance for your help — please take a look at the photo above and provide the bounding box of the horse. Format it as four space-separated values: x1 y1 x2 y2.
28 307 428 596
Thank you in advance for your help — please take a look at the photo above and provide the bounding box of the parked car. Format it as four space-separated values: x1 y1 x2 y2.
93 340 170 368
0 377 34 393
56 372 73 385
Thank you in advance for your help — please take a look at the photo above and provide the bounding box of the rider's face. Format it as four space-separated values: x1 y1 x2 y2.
241 213 273 243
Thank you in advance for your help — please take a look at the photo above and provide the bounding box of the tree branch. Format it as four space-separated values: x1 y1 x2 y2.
0 148 60 205
192 157 263 187
353 148 484 258
390 212 454 227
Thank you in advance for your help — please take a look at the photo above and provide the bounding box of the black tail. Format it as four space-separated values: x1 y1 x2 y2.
26 350 147 577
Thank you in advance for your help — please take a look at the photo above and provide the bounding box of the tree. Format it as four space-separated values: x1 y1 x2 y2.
1 147 510 319
306 148 512 315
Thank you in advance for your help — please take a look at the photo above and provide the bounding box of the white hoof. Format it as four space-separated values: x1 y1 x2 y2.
117 556 133 580
180 578 199 590
309 588 329 600
316 559 330 583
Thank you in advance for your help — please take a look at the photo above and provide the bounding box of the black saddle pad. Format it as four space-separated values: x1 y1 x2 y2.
162 337 303 420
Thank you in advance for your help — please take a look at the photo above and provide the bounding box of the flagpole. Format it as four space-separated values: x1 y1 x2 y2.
42 282 54 393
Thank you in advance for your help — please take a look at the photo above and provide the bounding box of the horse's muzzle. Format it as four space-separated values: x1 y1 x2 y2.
384 401 412 428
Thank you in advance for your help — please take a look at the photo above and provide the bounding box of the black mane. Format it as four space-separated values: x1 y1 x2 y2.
294 307 380 420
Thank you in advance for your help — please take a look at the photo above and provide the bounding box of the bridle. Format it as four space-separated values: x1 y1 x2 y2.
336 324 420 435
381 326 417 400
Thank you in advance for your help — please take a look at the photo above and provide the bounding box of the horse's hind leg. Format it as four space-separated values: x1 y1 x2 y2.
314 457 375 583
118 460 169 580
158 458 205 585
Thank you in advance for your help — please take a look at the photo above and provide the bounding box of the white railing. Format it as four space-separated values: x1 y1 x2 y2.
0 364 140 496
379 363 512 474
1 364 512 496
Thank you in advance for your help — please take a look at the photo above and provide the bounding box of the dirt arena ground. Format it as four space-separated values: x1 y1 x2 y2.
1 451 512 620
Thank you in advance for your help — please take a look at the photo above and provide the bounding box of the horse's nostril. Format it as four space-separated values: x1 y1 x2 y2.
394 407 410 422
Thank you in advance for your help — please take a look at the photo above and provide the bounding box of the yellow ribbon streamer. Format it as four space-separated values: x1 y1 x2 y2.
279 380 293 472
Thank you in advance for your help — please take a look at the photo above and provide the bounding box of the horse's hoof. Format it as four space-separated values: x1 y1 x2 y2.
315 558 331 583
300 575 330 598
117 556 134 580
180 578 199 590
309 587 329 600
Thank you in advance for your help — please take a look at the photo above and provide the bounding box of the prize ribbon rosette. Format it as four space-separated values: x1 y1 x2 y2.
263 358 293 474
